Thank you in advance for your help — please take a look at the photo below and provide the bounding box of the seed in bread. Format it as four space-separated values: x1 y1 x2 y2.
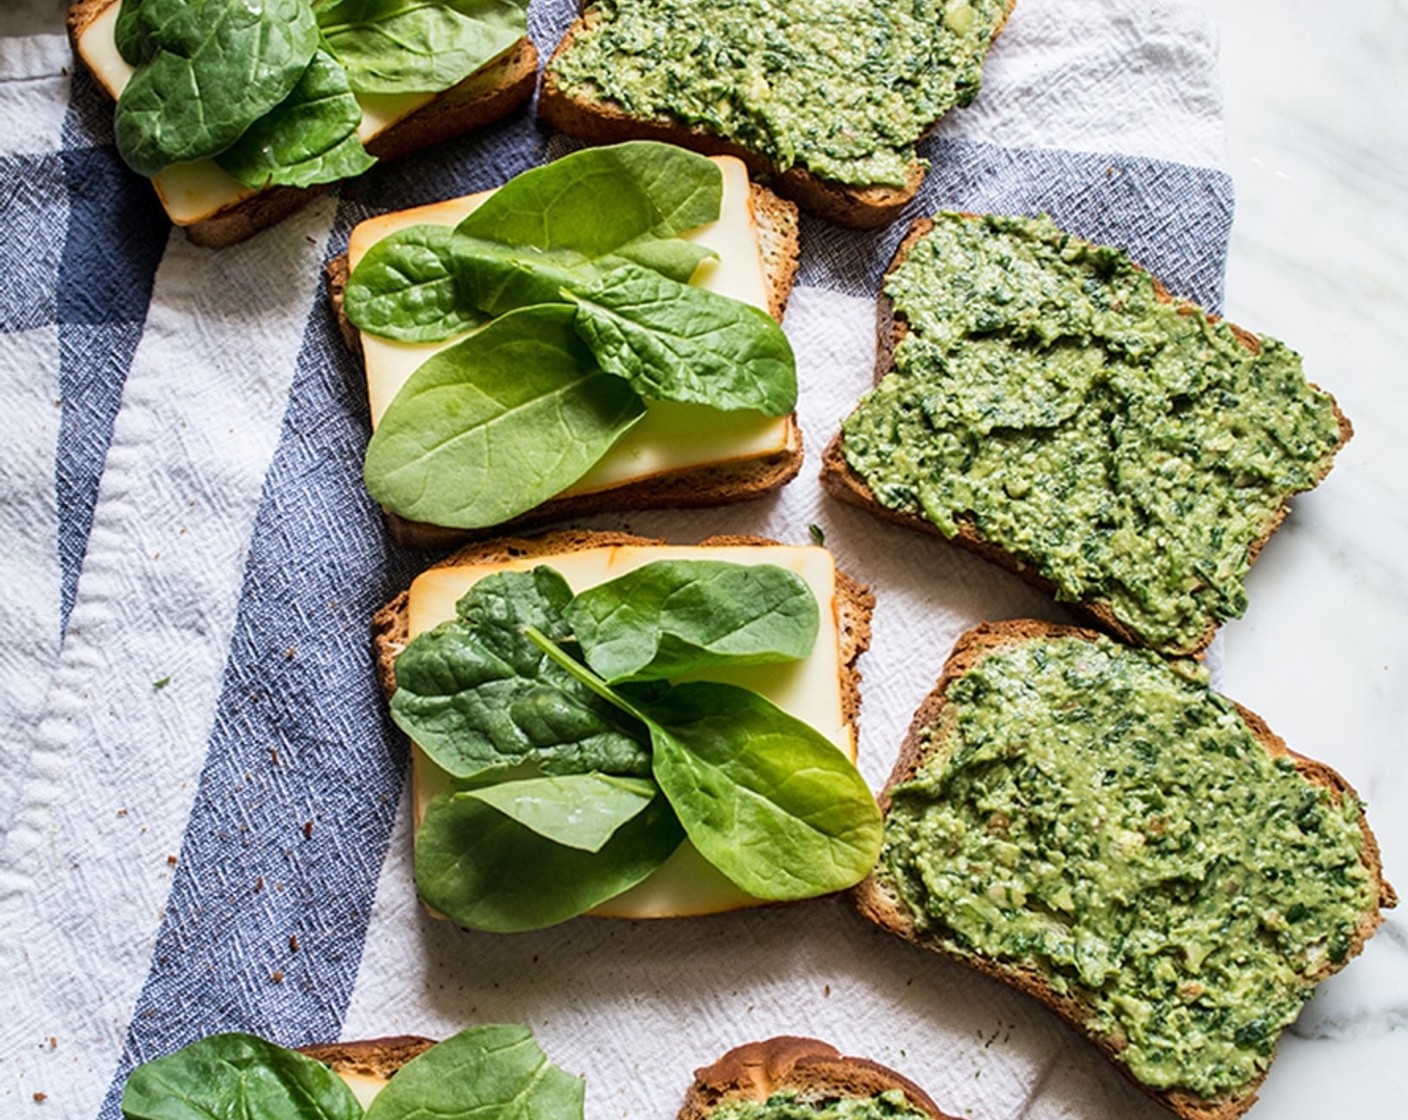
853 620 1395 1120
822 213 1351 655
680 1037 959 1120
539 0 1015 229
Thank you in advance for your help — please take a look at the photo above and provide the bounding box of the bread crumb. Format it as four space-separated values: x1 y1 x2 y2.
32 1092 46 1103
254 875 264 892
165 855 177 867
271 971 284 984
289 934 300 952
302 821 314 840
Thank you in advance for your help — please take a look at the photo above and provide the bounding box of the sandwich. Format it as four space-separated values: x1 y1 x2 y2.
119 1025 582 1118
68 0 538 246
371 527 879 930
539 0 1017 228
681 1037 960 1120
852 620 1395 1120
330 140 803 549
821 212 1352 655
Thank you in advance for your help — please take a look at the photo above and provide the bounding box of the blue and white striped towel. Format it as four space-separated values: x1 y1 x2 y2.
2 3 1233 1118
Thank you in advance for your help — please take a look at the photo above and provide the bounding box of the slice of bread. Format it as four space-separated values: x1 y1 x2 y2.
821 215 1353 656
680 1038 959 1120
329 159 803 550
67 0 538 247
538 1 1015 229
852 619 1396 1120
299 1035 436 1107
372 528 874 919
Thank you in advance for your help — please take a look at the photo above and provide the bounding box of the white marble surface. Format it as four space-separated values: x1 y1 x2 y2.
1198 3 1408 1113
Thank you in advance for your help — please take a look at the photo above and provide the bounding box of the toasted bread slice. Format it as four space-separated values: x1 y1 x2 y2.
330 158 803 550
852 620 1395 1120
681 1038 959 1120
538 1 1015 229
372 528 874 920
67 0 538 247
300 1036 436 1108
821 214 1353 655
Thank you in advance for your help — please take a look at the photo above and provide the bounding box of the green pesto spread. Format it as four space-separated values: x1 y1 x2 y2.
840 214 1345 652
877 634 1375 1098
711 1090 929 1120
549 0 1008 187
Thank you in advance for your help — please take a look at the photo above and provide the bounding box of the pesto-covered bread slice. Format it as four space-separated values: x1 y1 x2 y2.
853 620 1395 1120
539 0 1015 229
821 213 1352 655
68 0 538 246
681 1037 959 1120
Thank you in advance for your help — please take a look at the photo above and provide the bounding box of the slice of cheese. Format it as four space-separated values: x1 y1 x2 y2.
348 156 795 501
338 1070 389 1109
405 543 851 919
75 0 502 226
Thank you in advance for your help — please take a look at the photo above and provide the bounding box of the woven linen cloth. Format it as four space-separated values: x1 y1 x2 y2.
0 2 1230 1118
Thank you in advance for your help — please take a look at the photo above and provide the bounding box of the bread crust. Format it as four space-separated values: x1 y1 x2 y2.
680 1037 958 1120
65 1 538 247
370 529 874 748
328 177 803 549
298 1035 436 1081
850 619 1396 1120
538 2 1015 229
820 216 1355 656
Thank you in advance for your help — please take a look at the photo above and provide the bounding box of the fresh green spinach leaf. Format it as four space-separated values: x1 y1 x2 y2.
114 0 152 64
120 1032 361 1120
415 779 683 931
640 681 883 900
215 47 376 190
364 1025 583 1120
364 303 646 528
453 773 660 852
454 141 723 256
566 560 819 682
450 235 599 319
391 568 652 780
315 0 527 97
606 237 717 284
114 0 319 176
344 225 488 342
567 264 796 415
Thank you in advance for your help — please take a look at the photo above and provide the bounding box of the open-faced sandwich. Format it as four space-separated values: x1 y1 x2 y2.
331 140 803 548
68 0 538 245
822 212 1352 656
539 0 1016 228
853 620 1395 1120
371 528 879 931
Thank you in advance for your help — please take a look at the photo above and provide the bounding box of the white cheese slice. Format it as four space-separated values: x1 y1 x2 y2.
349 156 794 500
405 543 851 919
75 0 474 226
338 1069 388 1109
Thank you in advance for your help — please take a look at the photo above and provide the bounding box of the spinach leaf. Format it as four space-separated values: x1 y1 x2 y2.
568 264 797 415
527 630 882 901
451 235 599 319
364 303 645 528
120 1032 361 1120
215 47 376 190
415 779 683 931
566 560 819 682
454 141 723 257
391 568 652 780
607 237 717 284
640 681 882 900
453 773 660 851
365 1025 583 1120
315 0 527 97
344 225 488 343
114 0 319 176
114 0 152 64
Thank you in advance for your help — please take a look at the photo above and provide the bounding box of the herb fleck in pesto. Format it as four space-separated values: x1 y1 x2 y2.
550 0 1008 187
877 634 1375 1098
840 214 1345 651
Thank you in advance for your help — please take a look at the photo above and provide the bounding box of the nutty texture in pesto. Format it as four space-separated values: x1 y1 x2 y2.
549 0 1008 187
840 214 1346 653
876 634 1376 1098
711 1090 929 1120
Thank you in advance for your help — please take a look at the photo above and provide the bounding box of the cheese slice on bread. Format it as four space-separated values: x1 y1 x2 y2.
300 1035 436 1109
681 1037 959 1120
332 156 803 550
852 620 1395 1120
68 0 538 246
372 529 874 920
